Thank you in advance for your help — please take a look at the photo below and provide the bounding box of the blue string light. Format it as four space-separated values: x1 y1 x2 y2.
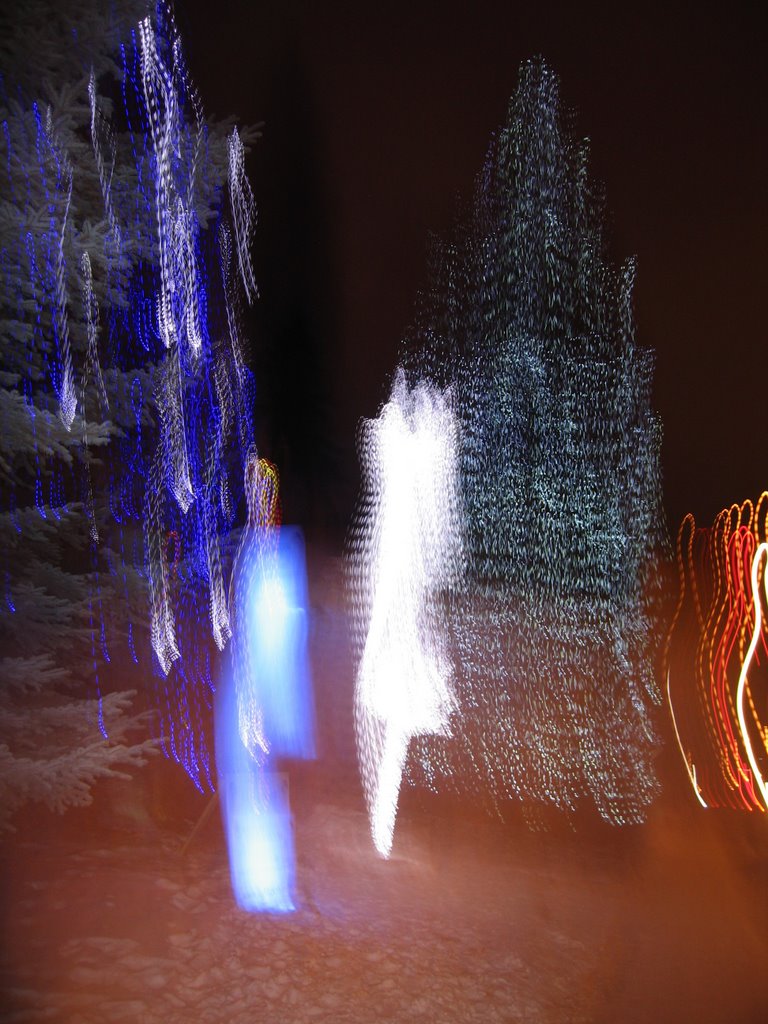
2 1 259 790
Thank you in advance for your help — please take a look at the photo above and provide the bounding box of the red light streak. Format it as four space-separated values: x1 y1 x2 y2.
665 494 768 813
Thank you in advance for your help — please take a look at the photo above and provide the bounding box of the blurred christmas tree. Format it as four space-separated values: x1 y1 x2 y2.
399 58 670 825
0 0 258 824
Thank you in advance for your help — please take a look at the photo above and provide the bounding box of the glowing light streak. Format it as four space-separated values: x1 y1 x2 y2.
43 111 76 429
241 527 315 761
88 68 121 250
139 13 178 354
229 455 281 758
146 445 180 675
171 193 203 361
215 676 296 914
666 669 707 808
666 495 768 811
159 346 195 514
227 128 257 304
79 251 108 414
219 223 247 374
203 447 231 652
139 14 202 361
352 374 463 855
736 542 768 810
217 456 315 912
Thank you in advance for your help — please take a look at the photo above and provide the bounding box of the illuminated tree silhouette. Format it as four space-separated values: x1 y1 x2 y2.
399 58 669 825
0 0 156 824
0 0 258 818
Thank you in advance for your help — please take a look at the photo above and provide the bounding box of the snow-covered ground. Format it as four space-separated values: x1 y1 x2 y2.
1 552 766 1023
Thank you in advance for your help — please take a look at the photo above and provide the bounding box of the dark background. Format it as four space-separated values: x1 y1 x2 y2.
180 0 766 542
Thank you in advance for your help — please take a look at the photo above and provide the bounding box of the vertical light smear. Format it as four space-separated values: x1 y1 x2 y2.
146 443 180 674
736 542 768 810
666 496 768 811
44 109 76 429
227 128 257 304
217 455 315 911
215 672 296 914
352 372 464 856
88 67 121 250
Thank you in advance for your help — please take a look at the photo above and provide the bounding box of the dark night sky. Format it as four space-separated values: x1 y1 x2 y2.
181 0 766 539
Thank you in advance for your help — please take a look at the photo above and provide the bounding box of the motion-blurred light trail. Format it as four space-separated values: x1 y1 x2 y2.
736 541 768 810
351 373 464 856
215 677 296 914
666 494 768 812
217 456 315 911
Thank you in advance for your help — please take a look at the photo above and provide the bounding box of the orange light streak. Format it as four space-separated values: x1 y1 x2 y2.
665 493 768 813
